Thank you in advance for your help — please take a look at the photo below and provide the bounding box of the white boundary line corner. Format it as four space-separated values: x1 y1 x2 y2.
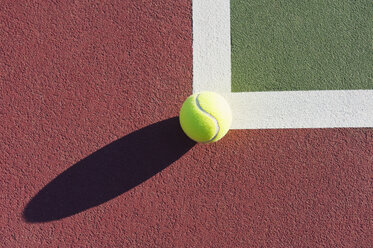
193 0 373 129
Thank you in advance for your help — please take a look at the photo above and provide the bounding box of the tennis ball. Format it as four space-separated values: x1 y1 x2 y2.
179 92 232 143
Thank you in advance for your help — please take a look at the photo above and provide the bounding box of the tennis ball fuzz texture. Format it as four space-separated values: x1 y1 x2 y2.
179 92 232 143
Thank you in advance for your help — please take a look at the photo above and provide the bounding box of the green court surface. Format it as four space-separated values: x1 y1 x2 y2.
231 0 373 92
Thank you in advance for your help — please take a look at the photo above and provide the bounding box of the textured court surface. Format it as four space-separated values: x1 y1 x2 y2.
1 1 372 247
231 0 373 92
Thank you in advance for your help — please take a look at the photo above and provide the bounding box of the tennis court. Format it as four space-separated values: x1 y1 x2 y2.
1 1 372 247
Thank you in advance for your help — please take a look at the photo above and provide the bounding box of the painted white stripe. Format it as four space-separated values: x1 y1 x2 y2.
193 0 373 129
193 0 231 93
225 91 373 129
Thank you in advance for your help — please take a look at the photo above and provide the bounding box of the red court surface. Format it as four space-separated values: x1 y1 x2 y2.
1 1 372 247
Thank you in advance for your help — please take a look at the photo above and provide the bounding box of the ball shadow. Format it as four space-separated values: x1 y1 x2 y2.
23 117 195 223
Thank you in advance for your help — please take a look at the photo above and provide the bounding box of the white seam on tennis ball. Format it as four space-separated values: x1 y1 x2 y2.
195 94 220 143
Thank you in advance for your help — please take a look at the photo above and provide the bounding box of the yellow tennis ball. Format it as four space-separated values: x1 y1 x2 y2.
179 92 232 143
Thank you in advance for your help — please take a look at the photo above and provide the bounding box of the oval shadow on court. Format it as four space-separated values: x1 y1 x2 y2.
23 117 195 223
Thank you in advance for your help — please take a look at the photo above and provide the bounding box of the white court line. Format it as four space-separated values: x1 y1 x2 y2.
193 0 231 93
193 0 373 129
